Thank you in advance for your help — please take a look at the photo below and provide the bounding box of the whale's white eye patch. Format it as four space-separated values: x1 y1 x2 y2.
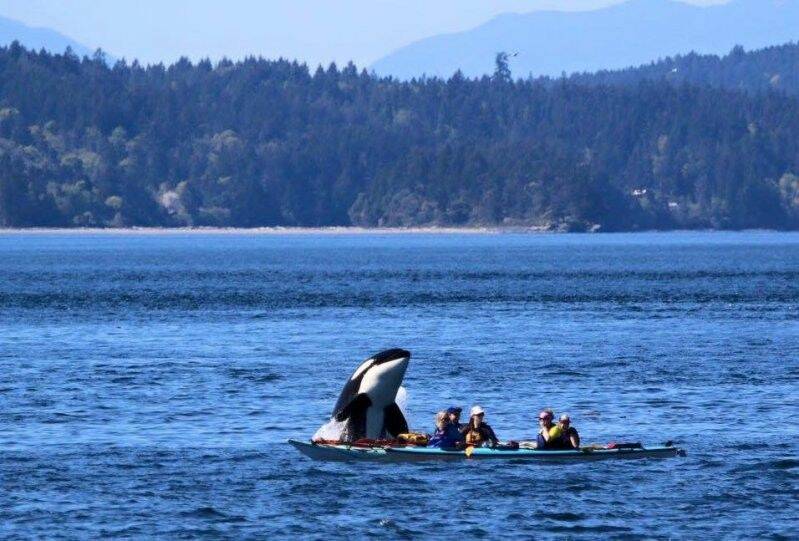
350 359 374 380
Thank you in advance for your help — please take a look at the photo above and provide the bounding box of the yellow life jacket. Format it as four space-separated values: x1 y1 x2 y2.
397 432 429 446
465 430 481 445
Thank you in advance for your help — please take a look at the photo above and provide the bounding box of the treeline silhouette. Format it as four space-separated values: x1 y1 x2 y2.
0 42 798 230
569 42 799 96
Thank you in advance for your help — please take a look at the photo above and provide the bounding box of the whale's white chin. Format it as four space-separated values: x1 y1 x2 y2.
360 357 409 407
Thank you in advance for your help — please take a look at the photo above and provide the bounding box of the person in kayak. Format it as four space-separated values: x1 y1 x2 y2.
428 411 450 447
445 406 467 443
446 406 465 432
428 409 465 448
536 409 557 449
555 414 580 449
464 405 499 448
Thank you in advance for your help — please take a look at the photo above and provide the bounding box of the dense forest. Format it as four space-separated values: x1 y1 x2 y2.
569 42 799 96
0 42 798 230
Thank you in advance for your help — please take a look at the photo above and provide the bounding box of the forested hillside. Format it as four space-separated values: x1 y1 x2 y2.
569 43 799 96
1 42 798 230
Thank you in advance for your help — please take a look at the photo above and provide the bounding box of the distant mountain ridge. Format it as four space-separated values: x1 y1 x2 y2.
372 0 799 79
0 15 94 58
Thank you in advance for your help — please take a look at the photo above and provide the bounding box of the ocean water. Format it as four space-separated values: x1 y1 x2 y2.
0 231 797 539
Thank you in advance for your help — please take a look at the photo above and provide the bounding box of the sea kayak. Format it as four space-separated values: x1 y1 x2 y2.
288 439 684 462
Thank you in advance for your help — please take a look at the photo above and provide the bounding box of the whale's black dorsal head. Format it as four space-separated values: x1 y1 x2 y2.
370 348 411 366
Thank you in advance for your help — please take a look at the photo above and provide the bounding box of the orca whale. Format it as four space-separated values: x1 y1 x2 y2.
332 348 410 442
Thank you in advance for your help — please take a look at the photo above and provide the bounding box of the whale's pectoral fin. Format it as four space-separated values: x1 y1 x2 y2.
334 393 372 423
383 403 409 437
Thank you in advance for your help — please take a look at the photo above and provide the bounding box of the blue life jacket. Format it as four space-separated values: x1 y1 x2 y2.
429 424 464 448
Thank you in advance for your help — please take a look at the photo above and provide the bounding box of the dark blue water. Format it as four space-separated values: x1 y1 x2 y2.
1 231 797 539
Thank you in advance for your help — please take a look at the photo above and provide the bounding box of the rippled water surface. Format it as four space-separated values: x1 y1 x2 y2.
1 231 798 539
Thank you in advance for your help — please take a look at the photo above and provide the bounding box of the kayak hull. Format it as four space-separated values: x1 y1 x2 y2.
288 439 683 462
289 439 388 461
385 445 680 461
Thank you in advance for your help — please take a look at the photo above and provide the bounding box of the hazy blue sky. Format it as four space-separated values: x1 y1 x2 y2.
0 0 728 67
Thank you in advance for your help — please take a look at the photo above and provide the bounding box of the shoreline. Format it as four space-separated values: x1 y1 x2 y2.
0 226 543 235
0 227 793 236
